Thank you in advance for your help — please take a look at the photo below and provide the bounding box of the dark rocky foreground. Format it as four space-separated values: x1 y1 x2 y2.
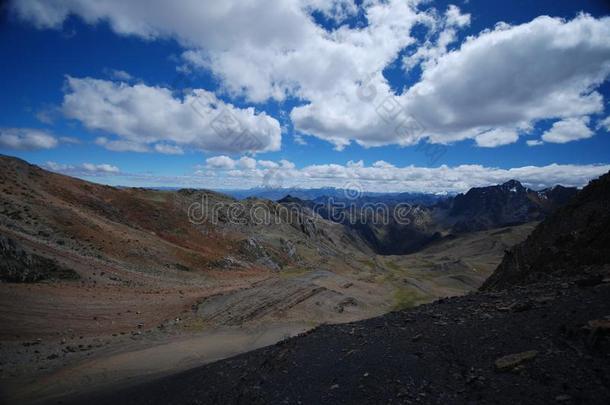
63 276 610 404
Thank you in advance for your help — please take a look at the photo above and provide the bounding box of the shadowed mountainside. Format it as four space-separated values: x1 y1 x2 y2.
483 171 610 290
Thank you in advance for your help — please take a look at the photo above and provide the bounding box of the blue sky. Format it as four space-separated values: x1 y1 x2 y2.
1 0 610 193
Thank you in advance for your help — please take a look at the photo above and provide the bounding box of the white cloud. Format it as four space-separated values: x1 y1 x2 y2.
474 128 519 148
95 136 151 153
104 68 135 82
403 5 471 71
237 156 257 170
541 116 594 144
11 2 610 149
44 158 608 192
112 70 133 82
445 4 471 28
82 163 120 173
258 160 279 169
200 157 610 193
0 128 59 150
205 156 295 172
206 155 237 169
301 0 358 23
45 161 73 172
62 76 281 154
279 159 296 170
597 115 610 131
400 14 610 145
60 136 81 144
10 0 427 144
526 139 544 147
293 14 610 148
154 143 184 155
372 160 395 169
45 161 120 176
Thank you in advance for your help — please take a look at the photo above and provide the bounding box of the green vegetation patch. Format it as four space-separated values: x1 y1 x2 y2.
392 287 429 311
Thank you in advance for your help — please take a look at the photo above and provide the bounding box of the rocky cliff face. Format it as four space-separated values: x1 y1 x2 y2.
483 172 610 290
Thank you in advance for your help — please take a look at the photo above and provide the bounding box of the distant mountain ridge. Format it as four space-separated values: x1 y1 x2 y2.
449 180 579 233
277 179 579 255
222 187 449 204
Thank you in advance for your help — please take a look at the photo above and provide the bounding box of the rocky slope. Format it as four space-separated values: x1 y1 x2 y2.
0 154 370 279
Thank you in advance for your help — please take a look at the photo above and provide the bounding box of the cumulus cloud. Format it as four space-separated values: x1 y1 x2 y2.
206 155 237 170
402 15 609 144
237 156 257 170
258 160 279 169
200 156 610 193
541 117 594 144
62 76 281 154
297 13 610 149
10 0 426 145
11 2 610 149
0 128 59 150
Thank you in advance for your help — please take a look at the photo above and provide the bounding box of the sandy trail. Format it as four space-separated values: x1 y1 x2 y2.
3 322 311 404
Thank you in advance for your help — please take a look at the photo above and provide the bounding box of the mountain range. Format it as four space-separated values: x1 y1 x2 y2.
278 179 578 255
